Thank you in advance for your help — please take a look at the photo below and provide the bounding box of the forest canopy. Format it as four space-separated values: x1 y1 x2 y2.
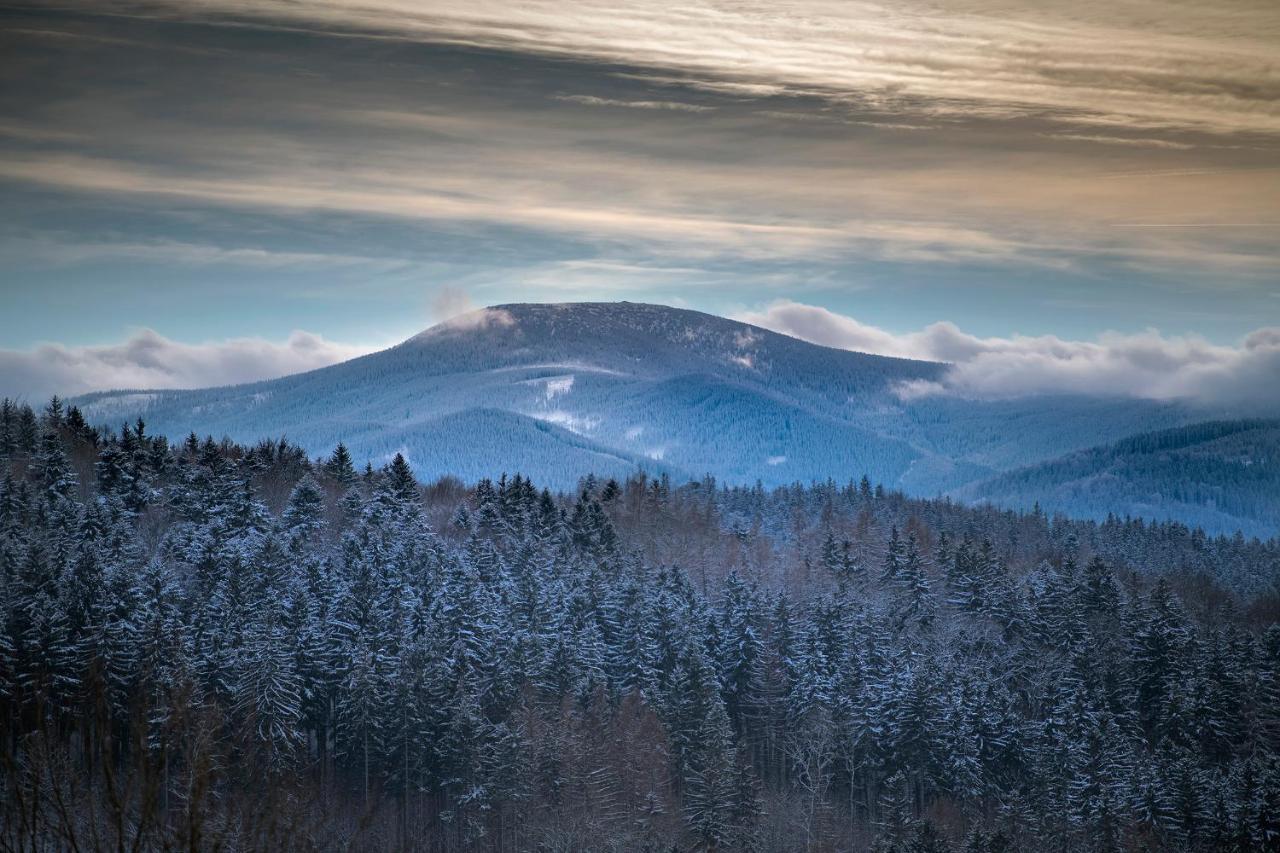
1 396 1279 851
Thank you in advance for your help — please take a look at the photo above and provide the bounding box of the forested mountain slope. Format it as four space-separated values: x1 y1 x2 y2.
69 302 1212 497
2 401 1279 851
958 419 1280 539
71 302 951 489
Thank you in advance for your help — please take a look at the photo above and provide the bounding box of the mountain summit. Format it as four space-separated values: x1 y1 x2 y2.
71 301 1274 535
404 301 939 380
77 302 947 484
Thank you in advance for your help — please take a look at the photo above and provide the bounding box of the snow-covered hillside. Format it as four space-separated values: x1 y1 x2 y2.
71 301 1245 525
956 419 1280 538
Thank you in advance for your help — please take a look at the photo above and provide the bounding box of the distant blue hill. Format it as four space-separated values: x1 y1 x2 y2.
69 301 1268 535
955 419 1280 539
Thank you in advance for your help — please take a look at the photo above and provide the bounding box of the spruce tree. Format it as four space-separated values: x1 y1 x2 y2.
324 442 358 486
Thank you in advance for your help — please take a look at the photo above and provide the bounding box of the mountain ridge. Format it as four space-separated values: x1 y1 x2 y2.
955 418 1280 539
68 300 1271 534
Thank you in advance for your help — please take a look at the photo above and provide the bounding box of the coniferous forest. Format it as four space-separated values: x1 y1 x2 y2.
3 396 1280 852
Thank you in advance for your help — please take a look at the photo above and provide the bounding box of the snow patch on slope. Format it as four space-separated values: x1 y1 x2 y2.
489 362 624 377
544 375 574 400
532 409 599 434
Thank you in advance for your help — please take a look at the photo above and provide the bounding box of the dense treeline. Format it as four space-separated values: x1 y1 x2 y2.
2 396 1280 851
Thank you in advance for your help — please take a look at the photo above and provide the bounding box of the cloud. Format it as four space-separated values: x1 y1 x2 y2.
3 234 411 270
420 288 517 335
435 307 517 332
0 329 377 400
738 300 1280 406
1044 133 1195 150
74 0 1280 136
737 302 919 359
430 285 478 322
5 11 1278 280
554 94 714 112
14 151 1236 272
3 0 1277 347
0 153 863 261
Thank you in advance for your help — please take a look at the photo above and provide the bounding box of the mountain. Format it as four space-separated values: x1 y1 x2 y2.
956 419 1280 538
71 301 1262 531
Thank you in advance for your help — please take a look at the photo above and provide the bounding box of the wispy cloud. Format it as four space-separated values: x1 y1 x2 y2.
3 234 413 270
554 94 713 112
0 330 379 400
739 300 1280 406
1 0 1276 344
1110 223 1280 229
77 0 1280 136
0 153 1064 264
1045 133 1195 150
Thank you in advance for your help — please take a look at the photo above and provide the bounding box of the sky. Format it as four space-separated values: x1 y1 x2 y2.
1 0 1278 400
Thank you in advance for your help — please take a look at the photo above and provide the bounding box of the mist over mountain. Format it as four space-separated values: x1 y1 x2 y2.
71 301 1268 535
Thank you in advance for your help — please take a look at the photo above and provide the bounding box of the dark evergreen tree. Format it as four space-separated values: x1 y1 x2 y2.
324 442 358 486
